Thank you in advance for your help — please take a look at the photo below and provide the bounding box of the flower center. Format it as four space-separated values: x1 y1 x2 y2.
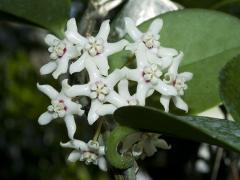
90 81 109 102
85 36 104 56
164 73 187 96
81 140 100 165
174 77 188 96
142 32 160 49
48 100 67 118
82 152 98 165
48 39 66 59
143 64 162 85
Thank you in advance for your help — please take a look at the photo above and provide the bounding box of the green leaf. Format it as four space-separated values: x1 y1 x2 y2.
114 106 240 154
109 9 240 114
0 0 71 36
220 56 240 122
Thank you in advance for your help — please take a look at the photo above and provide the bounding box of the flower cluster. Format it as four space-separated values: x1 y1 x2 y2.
37 17 192 171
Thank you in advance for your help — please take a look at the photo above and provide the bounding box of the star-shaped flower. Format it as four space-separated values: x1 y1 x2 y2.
37 80 84 139
160 52 193 112
131 133 171 159
60 139 107 171
122 46 177 106
40 26 81 79
65 18 128 76
125 17 175 69
64 59 127 124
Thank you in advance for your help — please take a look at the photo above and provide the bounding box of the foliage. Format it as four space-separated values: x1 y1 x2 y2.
1 0 240 179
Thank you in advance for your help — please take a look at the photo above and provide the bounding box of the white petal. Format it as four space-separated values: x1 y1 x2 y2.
172 96 188 112
38 112 54 125
105 91 127 107
143 142 157 157
96 104 117 116
160 56 173 69
61 79 71 93
92 55 109 76
64 115 76 139
160 95 171 112
148 18 163 35
52 55 69 79
158 47 178 57
124 17 142 41
155 80 177 96
88 100 102 125
147 89 154 97
135 43 149 68
154 139 171 150
168 51 184 76
60 139 88 151
85 58 101 81
68 102 84 116
105 69 125 87
69 52 87 74
125 42 138 52
65 18 87 45
37 83 59 99
40 61 57 75
98 146 105 156
45 34 58 46
132 143 143 157
118 79 131 99
146 51 162 66
136 83 150 106
104 39 129 56
65 84 90 97
68 150 81 162
179 72 193 81
98 157 107 171
96 20 110 41
122 67 139 82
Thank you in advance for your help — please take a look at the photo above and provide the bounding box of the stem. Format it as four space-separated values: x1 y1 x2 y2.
211 0 240 9
93 118 104 141
210 147 224 180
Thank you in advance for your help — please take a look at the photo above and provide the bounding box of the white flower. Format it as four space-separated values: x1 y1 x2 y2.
125 17 175 69
37 80 84 139
118 79 138 105
125 17 162 50
132 133 171 159
60 139 107 171
64 59 127 125
89 81 110 102
40 32 81 79
122 47 177 106
143 64 162 85
160 52 193 112
66 18 128 76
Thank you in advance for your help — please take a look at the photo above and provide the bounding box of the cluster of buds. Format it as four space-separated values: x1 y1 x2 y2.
37 17 192 171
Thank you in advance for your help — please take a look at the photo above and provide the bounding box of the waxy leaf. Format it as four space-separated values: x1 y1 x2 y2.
0 0 71 36
220 56 240 122
113 106 240 154
109 9 240 114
